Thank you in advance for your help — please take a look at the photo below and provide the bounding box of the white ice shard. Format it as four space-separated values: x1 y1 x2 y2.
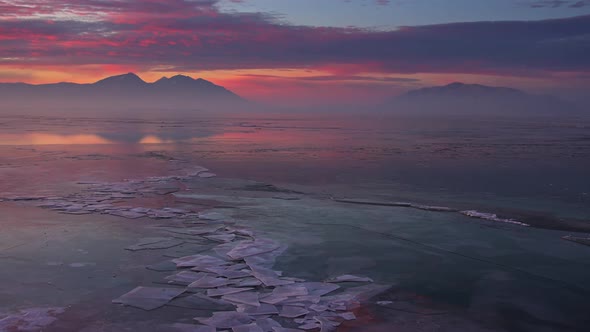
168 323 216 332
112 286 185 311
165 271 206 286
460 210 530 226
232 322 264 332
271 285 308 298
256 318 282 332
126 237 184 251
259 293 289 305
205 234 236 243
167 294 235 311
165 226 224 236
198 172 217 178
188 275 232 289
196 312 254 329
109 210 145 219
237 303 279 316
279 306 309 318
222 292 260 307
205 267 251 279
230 277 262 288
249 265 294 287
207 287 254 297
314 317 340 332
173 254 229 268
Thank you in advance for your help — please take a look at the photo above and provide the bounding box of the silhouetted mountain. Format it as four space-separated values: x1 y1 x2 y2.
384 82 578 114
0 73 245 113
94 72 147 87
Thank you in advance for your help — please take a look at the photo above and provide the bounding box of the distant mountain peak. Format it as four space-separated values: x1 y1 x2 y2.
384 82 574 114
169 74 194 81
94 72 146 85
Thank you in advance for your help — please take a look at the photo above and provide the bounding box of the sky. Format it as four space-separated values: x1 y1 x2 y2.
1 0 590 105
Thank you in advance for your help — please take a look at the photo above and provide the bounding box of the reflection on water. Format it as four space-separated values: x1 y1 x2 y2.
0 133 116 145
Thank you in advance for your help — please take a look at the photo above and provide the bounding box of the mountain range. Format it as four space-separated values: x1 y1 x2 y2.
0 73 245 112
0 74 582 115
385 82 578 114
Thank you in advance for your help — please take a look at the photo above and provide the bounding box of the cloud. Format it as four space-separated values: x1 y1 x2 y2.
0 1 589 77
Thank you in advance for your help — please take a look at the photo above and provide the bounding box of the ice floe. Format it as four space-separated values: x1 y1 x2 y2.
112 287 185 311
11 166 389 330
460 210 530 226
126 237 184 251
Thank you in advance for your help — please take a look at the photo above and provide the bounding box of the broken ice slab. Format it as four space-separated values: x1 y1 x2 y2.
255 318 282 332
186 166 210 177
188 275 232 289
227 227 255 238
198 172 217 178
299 283 340 296
321 284 392 310
272 328 305 332
165 271 207 286
165 226 225 237
230 278 262 288
336 312 355 321
314 317 340 332
279 306 309 318
0 307 65 332
222 291 260 307
298 322 320 330
129 207 152 214
148 210 178 219
271 285 308 298
61 210 93 215
204 267 251 279
237 303 279 316
126 238 184 251
227 239 281 260
259 293 289 305
198 211 228 221
167 323 216 332
281 295 321 306
242 245 287 269
249 265 294 287
562 235 590 246
205 234 236 243
109 210 145 219
207 287 254 297
309 304 328 312
325 275 373 283
167 294 235 311
231 322 264 332
410 204 457 212
173 254 230 268
112 286 185 311
195 312 254 329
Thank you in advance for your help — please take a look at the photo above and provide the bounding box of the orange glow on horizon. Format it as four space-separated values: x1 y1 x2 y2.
0 65 571 104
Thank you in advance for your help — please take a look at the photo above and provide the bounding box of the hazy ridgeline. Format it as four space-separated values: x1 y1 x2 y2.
0 74 587 118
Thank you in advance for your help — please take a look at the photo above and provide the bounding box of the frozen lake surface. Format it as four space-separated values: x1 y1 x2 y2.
1 114 589 331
